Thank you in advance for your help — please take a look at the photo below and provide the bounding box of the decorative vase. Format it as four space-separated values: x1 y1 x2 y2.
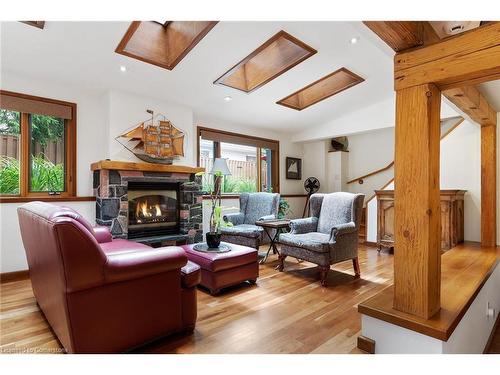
206 232 221 248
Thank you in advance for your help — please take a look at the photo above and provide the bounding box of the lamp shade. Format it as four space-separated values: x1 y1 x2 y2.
210 158 232 176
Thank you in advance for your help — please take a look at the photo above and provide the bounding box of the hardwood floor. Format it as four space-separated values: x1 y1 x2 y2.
0 244 394 354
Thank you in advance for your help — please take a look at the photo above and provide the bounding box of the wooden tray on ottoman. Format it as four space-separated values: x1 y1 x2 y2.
181 242 259 295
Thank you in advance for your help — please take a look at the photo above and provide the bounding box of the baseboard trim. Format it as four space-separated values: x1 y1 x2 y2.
0 269 29 283
364 241 378 247
357 335 375 354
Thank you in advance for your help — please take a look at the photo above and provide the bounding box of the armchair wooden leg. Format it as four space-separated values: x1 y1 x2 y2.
276 254 287 271
319 265 330 287
353 257 361 278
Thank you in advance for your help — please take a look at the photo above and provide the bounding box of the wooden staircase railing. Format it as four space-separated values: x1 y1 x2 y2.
347 161 394 185
350 116 464 188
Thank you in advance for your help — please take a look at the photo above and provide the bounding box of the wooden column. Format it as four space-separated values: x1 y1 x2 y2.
481 124 497 247
393 83 442 319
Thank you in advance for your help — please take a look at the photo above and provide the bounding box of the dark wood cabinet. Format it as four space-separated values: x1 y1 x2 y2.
376 189 466 251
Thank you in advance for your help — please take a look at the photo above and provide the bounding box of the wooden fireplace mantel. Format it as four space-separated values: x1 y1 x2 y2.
90 160 205 174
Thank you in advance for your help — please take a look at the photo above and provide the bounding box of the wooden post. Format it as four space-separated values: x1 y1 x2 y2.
393 83 441 319
481 124 497 247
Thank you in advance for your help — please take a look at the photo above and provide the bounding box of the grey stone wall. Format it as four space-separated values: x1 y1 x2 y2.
93 169 203 243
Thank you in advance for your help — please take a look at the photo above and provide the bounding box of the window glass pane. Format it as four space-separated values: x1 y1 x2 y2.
220 142 257 193
260 148 272 192
0 109 21 195
199 138 214 192
29 114 65 192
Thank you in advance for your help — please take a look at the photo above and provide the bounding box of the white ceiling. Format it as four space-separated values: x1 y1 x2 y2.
2 21 498 136
0 21 395 133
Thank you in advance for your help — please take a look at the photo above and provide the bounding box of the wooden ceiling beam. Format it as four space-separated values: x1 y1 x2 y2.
364 21 499 126
443 86 497 126
393 22 500 90
363 22 424 51
394 22 500 72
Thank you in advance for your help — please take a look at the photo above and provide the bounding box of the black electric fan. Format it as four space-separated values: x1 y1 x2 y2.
302 176 320 217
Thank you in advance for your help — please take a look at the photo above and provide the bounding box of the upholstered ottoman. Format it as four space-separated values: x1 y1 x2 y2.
181 242 259 295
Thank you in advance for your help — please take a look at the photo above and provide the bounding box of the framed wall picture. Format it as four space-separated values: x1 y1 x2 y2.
286 157 302 180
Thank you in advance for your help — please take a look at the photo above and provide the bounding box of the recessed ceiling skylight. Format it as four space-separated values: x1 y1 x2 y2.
277 68 365 111
116 21 218 71
214 30 317 93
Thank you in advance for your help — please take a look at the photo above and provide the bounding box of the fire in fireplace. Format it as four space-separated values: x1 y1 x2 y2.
127 181 180 239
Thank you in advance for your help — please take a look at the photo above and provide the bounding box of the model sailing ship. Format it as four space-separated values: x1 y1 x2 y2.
116 110 185 164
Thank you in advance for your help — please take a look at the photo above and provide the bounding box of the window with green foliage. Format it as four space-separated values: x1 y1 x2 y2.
197 127 279 194
0 91 76 199
29 114 66 192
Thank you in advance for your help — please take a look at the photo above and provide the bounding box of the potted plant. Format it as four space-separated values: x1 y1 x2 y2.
278 197 292 219
198 158 232 248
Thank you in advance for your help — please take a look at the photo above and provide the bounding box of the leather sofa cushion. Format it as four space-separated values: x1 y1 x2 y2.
182 243 258 272
181 261 201 288
103 246 187 284
99 238 151 255
55 206 97 237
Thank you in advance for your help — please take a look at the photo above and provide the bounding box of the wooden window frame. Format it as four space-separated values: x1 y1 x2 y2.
196 126 280 194
0 90 77 201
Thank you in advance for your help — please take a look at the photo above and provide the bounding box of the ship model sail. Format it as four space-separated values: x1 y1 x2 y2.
116 112 185 164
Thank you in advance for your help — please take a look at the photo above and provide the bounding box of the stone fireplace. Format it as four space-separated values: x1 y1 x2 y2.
91 160 204 244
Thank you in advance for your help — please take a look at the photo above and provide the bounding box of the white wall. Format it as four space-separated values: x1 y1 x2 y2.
108 90 196 167
498 112 500 246
326 151 349 192
0 73 108 272
292 95 460 143
440 120 481 242
0 202 95 273
1 71 109 196
365 120 482 243
302 140 329 192
292 97 396 143
0 74 307 272
346 127 394 199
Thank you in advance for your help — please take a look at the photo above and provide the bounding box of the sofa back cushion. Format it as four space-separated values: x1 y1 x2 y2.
317 192 357 234
17 202 105 292
56 206 96 236
243 193 279 224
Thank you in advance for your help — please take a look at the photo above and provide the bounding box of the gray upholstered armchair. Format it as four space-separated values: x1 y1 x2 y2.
220 192 280 249
278 192 364 286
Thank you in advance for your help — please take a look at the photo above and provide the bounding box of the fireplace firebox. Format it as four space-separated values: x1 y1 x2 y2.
127 181 180 239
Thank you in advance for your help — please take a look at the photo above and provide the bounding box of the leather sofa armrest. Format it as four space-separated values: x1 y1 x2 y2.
103 246 187 284
93 226 113 243
181 260 201 288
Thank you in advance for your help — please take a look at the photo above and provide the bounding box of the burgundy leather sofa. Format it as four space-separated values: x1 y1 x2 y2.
17 201 200 353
